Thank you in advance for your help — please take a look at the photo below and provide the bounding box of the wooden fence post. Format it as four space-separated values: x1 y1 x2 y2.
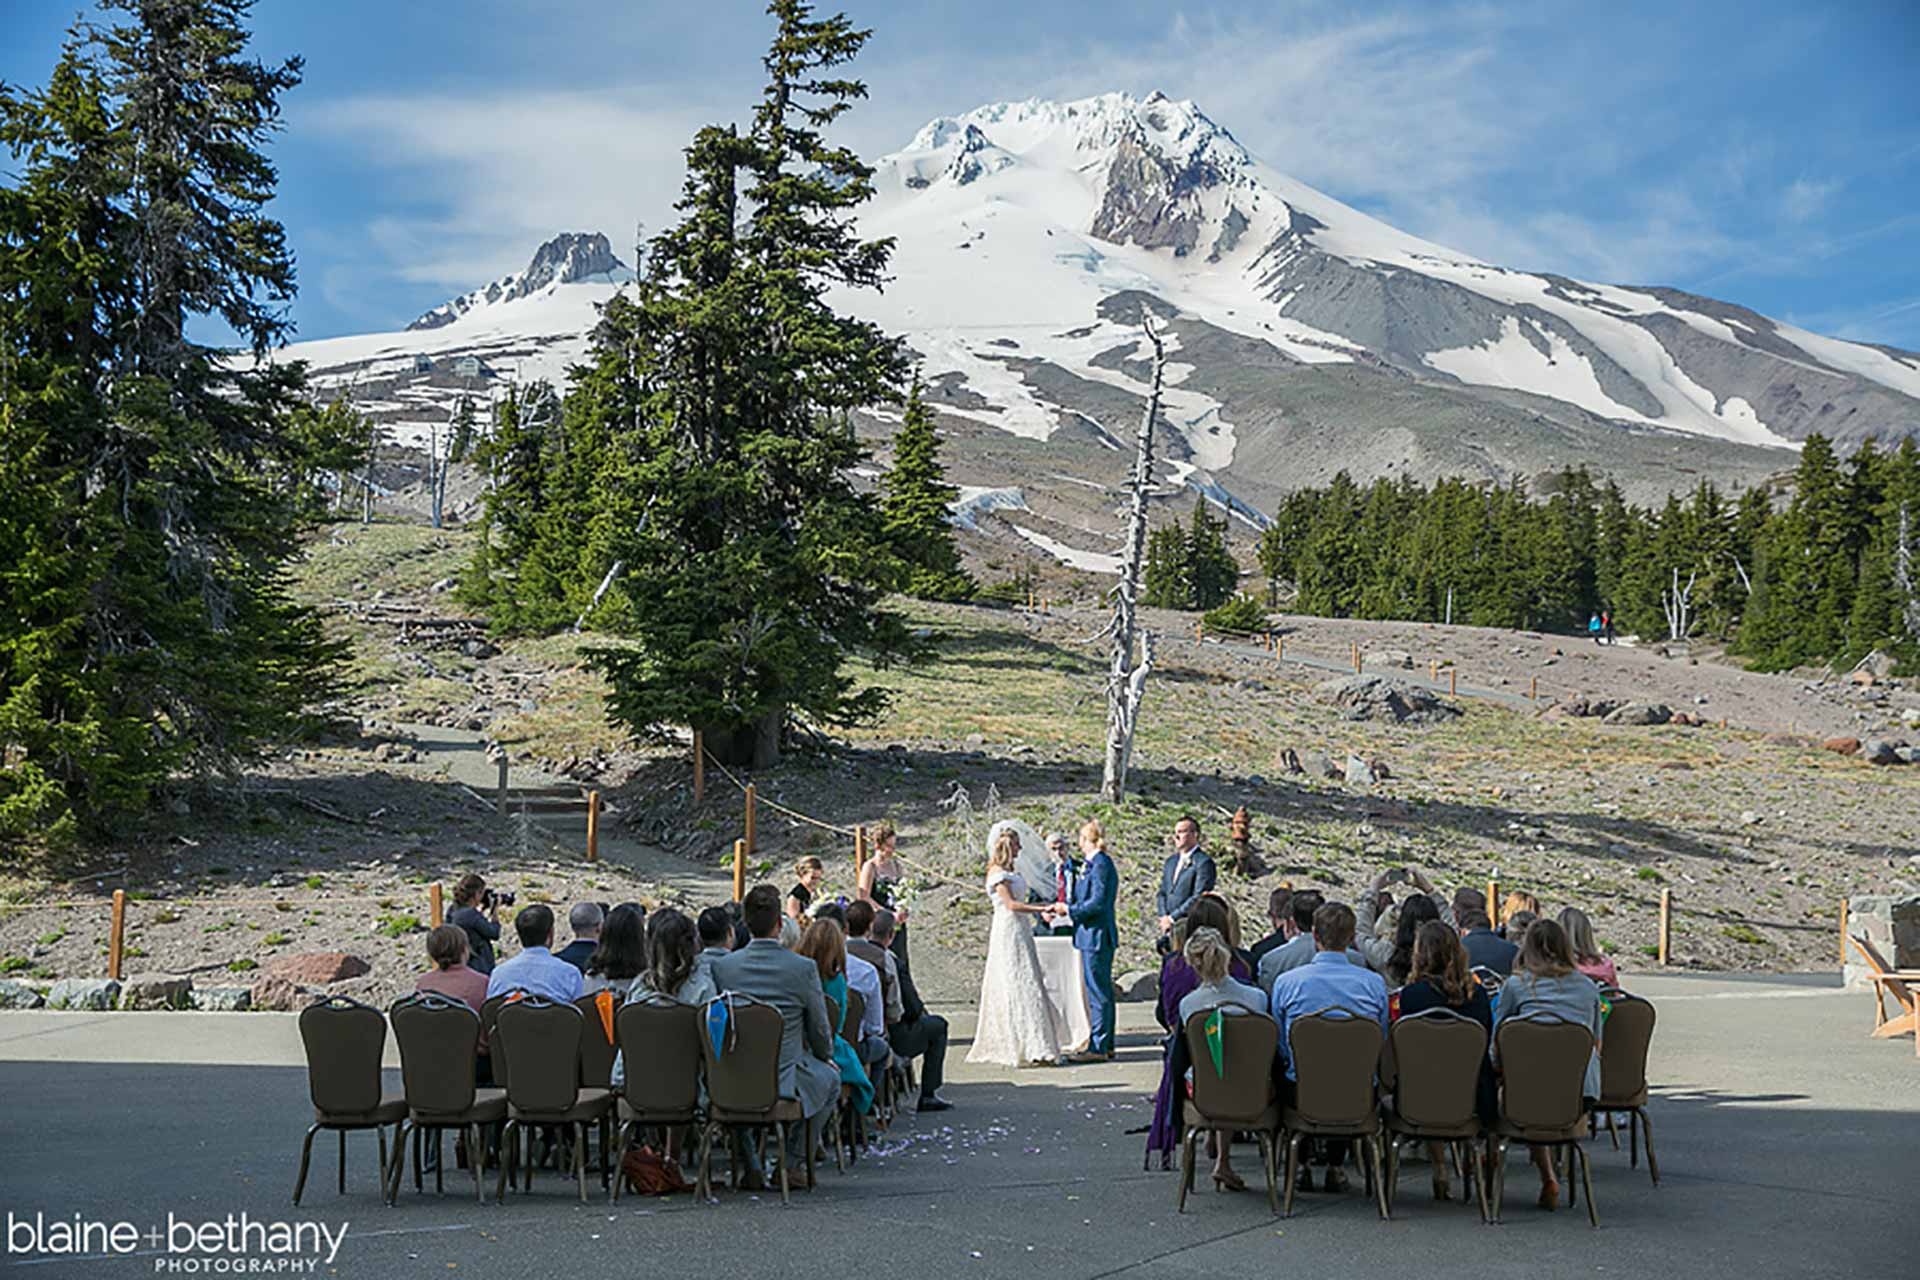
1195 619 1204 642
107 889 127 982
744 783 757 857
855 825 867 878
1529 675 1539 701
732 839 747 904
1838 897 1849 965
1658 889 1672 966
429 882 444 928
1487 879 1499 928
1276 637 1284 662
1429 660 1438 682
586 790 601 863
1449 668 1458 697
692 730 705 806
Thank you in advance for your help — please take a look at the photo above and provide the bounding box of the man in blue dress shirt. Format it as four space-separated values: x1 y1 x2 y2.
485 904 586 1003
1268 901 1388 1194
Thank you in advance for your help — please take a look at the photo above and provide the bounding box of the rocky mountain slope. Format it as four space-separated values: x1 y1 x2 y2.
277 93 1920 569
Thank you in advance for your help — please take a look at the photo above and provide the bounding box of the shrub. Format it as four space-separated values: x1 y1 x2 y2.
226 958 258 973
1203 594 1269 636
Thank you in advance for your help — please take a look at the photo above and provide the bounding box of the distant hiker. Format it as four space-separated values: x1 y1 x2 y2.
1587 613 1603 645
1601 610 1615 645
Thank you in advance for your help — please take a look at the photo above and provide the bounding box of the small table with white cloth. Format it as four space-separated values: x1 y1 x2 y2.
1033 935 1092 1056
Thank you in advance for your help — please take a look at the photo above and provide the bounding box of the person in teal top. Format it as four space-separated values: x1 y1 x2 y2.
799 918 873 1115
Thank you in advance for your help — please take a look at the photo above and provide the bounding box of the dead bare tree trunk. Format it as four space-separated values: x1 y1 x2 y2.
1102 317 1166 804
1896 505 1920 637
1662 566 1698 642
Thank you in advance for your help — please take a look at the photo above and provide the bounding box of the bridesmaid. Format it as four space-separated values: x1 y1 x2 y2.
857 820 912 980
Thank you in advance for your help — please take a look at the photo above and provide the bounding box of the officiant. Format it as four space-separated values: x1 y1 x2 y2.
1034 830 1078 936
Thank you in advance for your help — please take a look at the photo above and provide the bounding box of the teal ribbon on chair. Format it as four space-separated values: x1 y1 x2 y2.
707 996 732 1057
1204 1008 1225 1077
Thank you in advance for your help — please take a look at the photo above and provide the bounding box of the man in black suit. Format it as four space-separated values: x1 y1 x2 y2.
873 909 951 1112
1155 813 1217 953
554 902 602 972
1248 887 1294 964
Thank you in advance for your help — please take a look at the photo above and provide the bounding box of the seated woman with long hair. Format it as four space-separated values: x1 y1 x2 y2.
1394 921 1496 1201
1146 894 1254 1169
585 903 647 998
1492 918 1603 1211
797 917 873 1116
1557 907 1616 986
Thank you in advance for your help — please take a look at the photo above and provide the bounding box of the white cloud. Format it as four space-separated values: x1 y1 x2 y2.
1779 176 1838 224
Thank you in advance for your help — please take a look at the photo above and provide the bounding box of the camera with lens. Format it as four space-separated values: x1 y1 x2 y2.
482 888 516 911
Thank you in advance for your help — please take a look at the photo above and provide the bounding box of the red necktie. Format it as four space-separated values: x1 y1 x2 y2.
1056 865 1067 903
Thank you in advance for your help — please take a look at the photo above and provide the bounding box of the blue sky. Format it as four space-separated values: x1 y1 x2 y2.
4 0 1918 348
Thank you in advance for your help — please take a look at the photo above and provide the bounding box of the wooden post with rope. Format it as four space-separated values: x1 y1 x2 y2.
1487 878 1500 928
1429 659 1438 682
586 790 601 863
1838 897 1849 966
429 882 444 928
1530 675 1539 701
692 730 705 806
1276 636 1284 662
732 839 747 904
1449 668 1458 697
1658 890 1673 966
107 889 127 982
854 825 867 878
744 783 757 858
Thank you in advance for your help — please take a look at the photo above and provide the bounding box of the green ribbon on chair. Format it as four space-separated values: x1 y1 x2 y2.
1204 1008 1225 1077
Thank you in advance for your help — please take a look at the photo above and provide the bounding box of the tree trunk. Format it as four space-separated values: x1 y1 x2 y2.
1101 317 1165 804
697 707 785 770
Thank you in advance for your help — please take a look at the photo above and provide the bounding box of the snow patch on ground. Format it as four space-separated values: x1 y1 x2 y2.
950 486 1029 531
1009 525 1124 574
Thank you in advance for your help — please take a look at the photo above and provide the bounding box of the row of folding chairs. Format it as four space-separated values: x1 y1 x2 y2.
1175 990 1658 1229
292 989 853 1209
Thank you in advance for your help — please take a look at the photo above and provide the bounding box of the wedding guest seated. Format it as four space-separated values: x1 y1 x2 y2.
844 901 902 1028
1558 907 1616 985
778 915 802 950
1176 926 1269 1193
711 886 839 1188
797 917 874 1116
1356 866 1451 980
1492 918 1604 1211
1269 902 1389 1193
486 904 585 1002
787 857 825 922
1499 890 1541 938
694 905 736 989
1458 907 1517 977
872 909 951 1112
1393 921 1496 1200
816 902 888 1069
416 925 492 1085
1248 888 1294 964
613 907 716 1088
584 903 647 998
556 902 602 972
1257 890 1368 991
1148 896 1255 1167
1503 910 1539 951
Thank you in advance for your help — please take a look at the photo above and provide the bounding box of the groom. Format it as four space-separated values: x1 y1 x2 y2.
1065 824 1118 1063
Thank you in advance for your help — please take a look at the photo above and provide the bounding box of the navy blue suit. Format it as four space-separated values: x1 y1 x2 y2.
1069 849 1119 1055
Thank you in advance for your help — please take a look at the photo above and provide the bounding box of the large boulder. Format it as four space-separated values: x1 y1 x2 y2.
1115 969 1160 1003
0 979 44 1009
1603 702 1672 726
118 973 193 1011
47 978 120 1011
1845 894 1920 990
1344 754 1374 787
1861 738 1906 765
1854 650 1899 681
267 952 371 985
248 974 307 1012
1822 736 1861 756
1361 649 1414 671
1315 674 1461 725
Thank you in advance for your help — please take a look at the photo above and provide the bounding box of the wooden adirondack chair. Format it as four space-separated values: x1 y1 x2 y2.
1847 934 1920 1057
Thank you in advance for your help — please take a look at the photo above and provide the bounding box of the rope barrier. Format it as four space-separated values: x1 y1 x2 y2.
700 745 858 837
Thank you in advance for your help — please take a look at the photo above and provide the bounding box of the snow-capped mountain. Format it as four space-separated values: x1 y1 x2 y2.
281 93 1920 562
406 231 630 331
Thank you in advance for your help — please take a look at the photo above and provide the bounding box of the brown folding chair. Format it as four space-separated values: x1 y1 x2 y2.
699 996 813 1205
1592 990 1659 1184
1178 1010 1282 1215
612 995 704 1203
1282 1009 1389 1219
293 996 406 1205
493 997 616 1203
479 993 512 1090
388 992 507 1204
576 992 619 1089
1491 1014 1598 1227
839 986 871 1164
1381 1008 1490 1221
1847 934 1920 1056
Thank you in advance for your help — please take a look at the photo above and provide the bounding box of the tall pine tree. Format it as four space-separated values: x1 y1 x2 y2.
879 380 973 601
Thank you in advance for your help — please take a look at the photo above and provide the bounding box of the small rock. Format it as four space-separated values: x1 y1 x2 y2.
0 979 45 1009
268 951 372 985
430 577 455 593
1739 811 1763 826
1861 738 1904 766
1303 751 1340 781
118 973 194 1011
47 978 121 1011
1603 702 1672 726
1903 708 1920 728
1361 649 1414 671
248 974 307 1012
1114 970 1160 1003
461 638 499 660
190 986 254 1013
1899 746 1920 765
1822 737 1861 756
1344 754 1373 787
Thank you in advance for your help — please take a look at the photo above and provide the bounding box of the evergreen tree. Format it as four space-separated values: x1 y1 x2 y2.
1185 498 1239 610
0 0 335 840
447 395 475 463
1142 522 1191 609
879 380 973 601
583 2 912 768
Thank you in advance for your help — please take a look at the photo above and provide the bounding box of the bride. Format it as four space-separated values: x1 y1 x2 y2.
966 825 1064 1067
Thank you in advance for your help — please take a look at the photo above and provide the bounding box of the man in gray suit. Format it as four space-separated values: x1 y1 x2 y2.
694 905 736 989
1155 813 1217 953
711 885 839 1173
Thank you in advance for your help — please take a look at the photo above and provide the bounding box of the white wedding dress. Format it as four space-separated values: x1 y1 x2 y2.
966 869 1063 1066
